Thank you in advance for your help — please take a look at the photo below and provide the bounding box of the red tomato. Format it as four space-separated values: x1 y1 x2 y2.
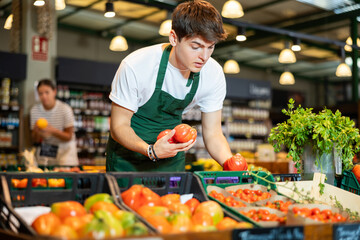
168 203 191 217
63 214 93 232
11 178 28 188
51 201 87 221
185 198 200 214
31 178 47 187
89 201 120 214
121 185 143 211
224 153 248 171
169 214 192 233
191 211 213 226
50 224 78 239
161 193 181 207
145 215 172 234
141 187 162 207
173 124 197 143
48 178 65 188
31 212 61 235
157 129 176 143
352 165 360 184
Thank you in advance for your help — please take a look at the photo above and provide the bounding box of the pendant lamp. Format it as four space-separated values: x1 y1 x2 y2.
4 14 13 30
279 71 295 85
224 59 240 74
291 38 301 52
34 0 45 7
344 36 360 52
109 34 128 52
236 27 246 42
104 1 115 18
55 0 66 10
159 19 172 36
278 42 296 64
221 0 244 18
336 48 352 77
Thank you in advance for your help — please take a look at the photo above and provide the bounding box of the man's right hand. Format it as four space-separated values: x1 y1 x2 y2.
153 129 195 159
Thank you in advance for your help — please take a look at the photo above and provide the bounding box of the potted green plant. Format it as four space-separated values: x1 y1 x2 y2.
268 98 360 183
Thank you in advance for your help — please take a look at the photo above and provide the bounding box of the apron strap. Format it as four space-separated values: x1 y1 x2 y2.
156 44 172 89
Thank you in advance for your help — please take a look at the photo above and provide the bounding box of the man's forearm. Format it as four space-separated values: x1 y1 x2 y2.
110 125 149 157
204 133 233 166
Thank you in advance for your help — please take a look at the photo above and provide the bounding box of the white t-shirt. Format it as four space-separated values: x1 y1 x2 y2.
30 100 78 166
109 43 226 114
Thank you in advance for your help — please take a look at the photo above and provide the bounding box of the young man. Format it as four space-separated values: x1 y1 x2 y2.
106 0 233 172
30 79 78 166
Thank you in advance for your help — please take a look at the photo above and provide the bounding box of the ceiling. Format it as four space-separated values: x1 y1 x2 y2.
1 0 360 83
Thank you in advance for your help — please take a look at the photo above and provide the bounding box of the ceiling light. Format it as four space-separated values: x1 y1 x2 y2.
279 71 295 85
159 19 172 37
336 48 351 77
336 63 352 77
278 42 296 64
104 1 115 18
236 27 246 42
344 36 360 52
224 59 240 74
4 14 13 30
109 34 128 52
34 0 45 7
55 0 66 10
291 38 301 52
221 0 244 18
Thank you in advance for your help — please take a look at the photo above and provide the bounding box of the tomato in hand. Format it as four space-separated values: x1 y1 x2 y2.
352 164 360 184
157 129 176 143
173 124 197 143
223 153 248 171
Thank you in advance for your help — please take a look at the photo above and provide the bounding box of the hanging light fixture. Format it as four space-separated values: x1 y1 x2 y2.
55 0 66 10
279 71 295 85
109 30 128 52
224 59 240 74
336 48 351 77
34 0 45 7
344 36 360 52
278 41 296 64
4 14 13 30
236 27 246 42
291 38 301 52
159 19 172 36
221 0 244 18
104 1 115 18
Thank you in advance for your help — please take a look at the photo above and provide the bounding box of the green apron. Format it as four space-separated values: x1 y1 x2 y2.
106 45 200 172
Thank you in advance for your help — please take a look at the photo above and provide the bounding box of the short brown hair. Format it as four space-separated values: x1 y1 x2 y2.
172 0 228 42
37 79 56 90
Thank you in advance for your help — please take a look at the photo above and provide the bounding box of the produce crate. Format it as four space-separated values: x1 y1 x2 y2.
107 171 248 227
339 170 360 195
193 171 298 227
0 172 155 236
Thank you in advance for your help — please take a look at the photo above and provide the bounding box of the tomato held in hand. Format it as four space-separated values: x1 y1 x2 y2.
223 153 248 171
157 129 176 143
352 164 360 184
173 124 197 143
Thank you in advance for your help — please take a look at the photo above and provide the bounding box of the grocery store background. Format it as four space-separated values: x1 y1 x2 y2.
0 0 360 171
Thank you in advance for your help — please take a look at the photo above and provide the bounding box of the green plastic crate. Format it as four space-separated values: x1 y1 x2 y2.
340 170 360 195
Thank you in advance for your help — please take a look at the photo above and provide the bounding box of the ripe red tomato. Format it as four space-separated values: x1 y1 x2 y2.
352 165 360 184
51 201 87 221
157 129 176 143
31 212 61 235
89 201 120 214
185 198 200 214
141 187 162 207
50 224 78 239
121 185 143 211
160 193 181 207
223 153 248 171
31 178 47 187
173 124 197 143
11 178 28 188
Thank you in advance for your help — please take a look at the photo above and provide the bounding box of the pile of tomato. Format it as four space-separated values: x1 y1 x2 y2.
240 209 285 223
292 207 347 223
208 190 246 207
120 184 253 233
264 200 293 213
11 178 66 188
228 188 272 203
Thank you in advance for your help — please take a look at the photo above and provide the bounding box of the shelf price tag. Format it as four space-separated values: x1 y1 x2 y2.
1 105 9 111
232 226 304 240
333 223 360 240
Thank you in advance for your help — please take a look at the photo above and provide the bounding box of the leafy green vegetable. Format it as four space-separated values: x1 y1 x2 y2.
268 98 360 173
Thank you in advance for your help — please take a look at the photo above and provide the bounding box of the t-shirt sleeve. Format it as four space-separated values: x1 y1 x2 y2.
63 104 75 128
109 61 139 112
198 70 226 113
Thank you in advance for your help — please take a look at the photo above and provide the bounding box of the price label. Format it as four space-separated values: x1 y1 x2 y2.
1 105 9 111
333 223 360 240
233 226 304 240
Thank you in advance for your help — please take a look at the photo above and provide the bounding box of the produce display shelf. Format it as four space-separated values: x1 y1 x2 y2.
107 171 249 228
0 172 156 238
